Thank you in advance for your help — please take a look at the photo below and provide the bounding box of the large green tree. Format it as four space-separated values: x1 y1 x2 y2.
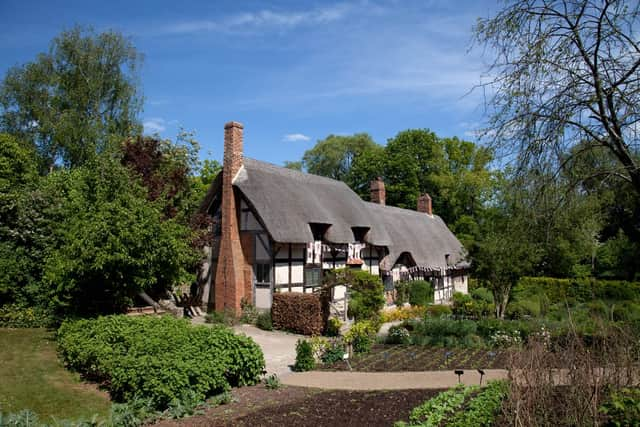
475 0 640 241
0 27 142 171
302 133 378 181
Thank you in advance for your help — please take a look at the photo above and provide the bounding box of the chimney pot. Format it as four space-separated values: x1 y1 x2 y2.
417 193 433 215
370 176 386 205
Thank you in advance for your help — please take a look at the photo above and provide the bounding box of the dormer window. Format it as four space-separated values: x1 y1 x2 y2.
351 226 370 243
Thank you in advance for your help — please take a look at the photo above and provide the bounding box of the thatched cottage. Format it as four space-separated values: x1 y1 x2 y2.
199 121 469 314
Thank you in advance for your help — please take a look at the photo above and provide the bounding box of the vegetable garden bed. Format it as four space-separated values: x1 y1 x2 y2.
319 345 512 371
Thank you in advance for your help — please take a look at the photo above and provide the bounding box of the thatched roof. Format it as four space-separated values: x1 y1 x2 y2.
211 157 467 271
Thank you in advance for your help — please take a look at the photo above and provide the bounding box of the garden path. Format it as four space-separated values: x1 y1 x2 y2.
281 369 509 390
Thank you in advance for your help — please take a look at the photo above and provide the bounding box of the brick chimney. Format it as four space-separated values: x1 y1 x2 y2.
417 193 433 215
370 177 386 205
214 121 249 314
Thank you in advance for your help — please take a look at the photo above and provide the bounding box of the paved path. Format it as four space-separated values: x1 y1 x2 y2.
232 324 302 377
281 369 509 390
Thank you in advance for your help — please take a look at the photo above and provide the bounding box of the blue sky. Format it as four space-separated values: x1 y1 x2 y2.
0 0 498 166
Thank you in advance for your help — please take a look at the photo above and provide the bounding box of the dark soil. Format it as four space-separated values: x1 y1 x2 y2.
320 345 512 371
153 384 442 427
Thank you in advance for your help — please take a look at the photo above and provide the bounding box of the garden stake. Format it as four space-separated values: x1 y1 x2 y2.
455 369 464 384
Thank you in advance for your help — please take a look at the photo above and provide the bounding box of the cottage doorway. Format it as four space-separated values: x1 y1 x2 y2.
254 232 272 309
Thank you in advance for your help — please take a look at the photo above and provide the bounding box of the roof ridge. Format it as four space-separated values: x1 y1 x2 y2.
243 157 352 187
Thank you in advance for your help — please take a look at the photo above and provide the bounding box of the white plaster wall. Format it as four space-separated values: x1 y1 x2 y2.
291 262 304 283
275 264 289 285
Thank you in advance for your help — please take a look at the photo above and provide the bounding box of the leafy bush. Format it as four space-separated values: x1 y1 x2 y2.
425 304 452 318
239 298 259 324
446 380 509 427
205 310 235 326
394 281 411 305
515 277 640 306
452 292 474 317
344 320 379 353
411 318 480 347
271 292 323 335
346 270 385 321
325 317 342 336
386 325 411 345
0 304 54 328
506 297 542 319
321 340 346 364
600 387 640 426
256 311 273 331
380 305 427 322
293 339 315 372
57 315 264 410
408 280 434 307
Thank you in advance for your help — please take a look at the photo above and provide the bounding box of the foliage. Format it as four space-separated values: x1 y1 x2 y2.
307 336 330 362
271 292 323 335
451 292 474 317
41 157 197 316
600 387 640 427
394 281 411 305
256 311 273 331
380 305 426 323
474 0 640 242
344 320 379 353
321 340 346 364
322 269 384 322
0 304 53 328
109 396 156 427
57 315 265 410
410 318 480 348
401 384 478 427
446 380 509 427
301 133 378 182
386 325 411 345
204 310 235 326
264 374 281 390
424 305 452 318
239 298 259 324
408 280 433 307
0 26 142 171
293 339 315 372
325 317 342 337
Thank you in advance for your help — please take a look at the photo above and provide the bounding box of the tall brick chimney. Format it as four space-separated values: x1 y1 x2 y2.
417 193 433 215
370 177 386 205
214 121 248 314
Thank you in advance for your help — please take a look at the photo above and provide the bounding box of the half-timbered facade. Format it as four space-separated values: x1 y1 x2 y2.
199 122 469 314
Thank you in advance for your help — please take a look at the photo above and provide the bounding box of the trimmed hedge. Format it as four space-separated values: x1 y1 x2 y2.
57 315 264 409
271 292 323 335
515 277 640 304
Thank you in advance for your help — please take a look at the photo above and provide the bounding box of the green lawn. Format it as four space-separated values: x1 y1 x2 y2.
0 328 111 422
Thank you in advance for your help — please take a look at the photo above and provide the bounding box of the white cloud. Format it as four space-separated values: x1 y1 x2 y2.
143 118 166 134
161 4 351 35
283 133 311 142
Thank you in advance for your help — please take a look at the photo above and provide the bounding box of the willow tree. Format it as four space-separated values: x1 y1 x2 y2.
475 0 640 240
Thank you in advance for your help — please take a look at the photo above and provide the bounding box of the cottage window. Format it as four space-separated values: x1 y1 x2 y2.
255 262 271 285
305 267 322 288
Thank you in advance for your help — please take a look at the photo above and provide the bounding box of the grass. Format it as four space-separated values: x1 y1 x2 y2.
0 328 111 422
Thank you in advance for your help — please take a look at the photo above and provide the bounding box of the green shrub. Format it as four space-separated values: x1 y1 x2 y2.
411 318 479 347
425 304 452 318
293 339 315 372
408 280 434 307
256 311 273 331
346 270 385 321
387 325 411 345
326 317 342 337
57 315 264 410
240 299 259 324
600 387 640 426
452 292 474 317
344 320 379 353
506 297 541 319
271 292 323 335
514 277 640 306
321 340 346 364
0 304 54 328
394 281 411 305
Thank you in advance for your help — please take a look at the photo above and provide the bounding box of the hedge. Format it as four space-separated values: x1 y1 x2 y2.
271 292 323 335
514 277 640 304
57 315 264 409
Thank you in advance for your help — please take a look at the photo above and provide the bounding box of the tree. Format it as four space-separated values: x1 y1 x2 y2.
41 156 197 316
283 160 302 171
475 0 640 241
0 27 142 171
302 133 378 181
